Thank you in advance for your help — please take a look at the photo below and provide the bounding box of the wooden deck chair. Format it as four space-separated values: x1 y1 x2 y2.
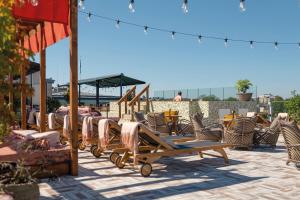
113 122 232 177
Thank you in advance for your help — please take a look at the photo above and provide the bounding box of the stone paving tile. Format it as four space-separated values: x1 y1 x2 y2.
39 136 300 200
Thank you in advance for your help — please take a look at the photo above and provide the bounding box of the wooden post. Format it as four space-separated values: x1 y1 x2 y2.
8 73 13 112
146 88 149 113
125 99 127 114
39 24 46 132
20 41 26 130
70 0 79 176
96 81 99 107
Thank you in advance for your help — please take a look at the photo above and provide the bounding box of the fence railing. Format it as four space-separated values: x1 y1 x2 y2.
153 86 257 100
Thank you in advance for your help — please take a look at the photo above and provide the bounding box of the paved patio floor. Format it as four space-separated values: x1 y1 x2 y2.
39 136 300 200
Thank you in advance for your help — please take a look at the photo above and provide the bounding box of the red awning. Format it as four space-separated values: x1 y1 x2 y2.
13 0 70 53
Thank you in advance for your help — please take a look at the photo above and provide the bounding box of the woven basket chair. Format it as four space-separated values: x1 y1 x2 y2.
254 115 281 148
280 121 300 167
147 112 171 134
224 117 256 150
190 113 223 142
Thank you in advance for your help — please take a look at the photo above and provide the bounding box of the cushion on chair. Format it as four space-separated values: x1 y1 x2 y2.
25 131 60 147
12 130 38 138
134 112 146 122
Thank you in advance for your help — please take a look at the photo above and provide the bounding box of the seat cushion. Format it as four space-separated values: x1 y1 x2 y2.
12 130 38 138
25 131 60 147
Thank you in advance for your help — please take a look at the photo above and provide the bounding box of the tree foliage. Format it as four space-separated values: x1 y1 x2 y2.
285 95 300 122
0 1 33 141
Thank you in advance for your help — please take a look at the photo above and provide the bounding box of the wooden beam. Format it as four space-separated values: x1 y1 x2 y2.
70 0 79 176
39 24 46 132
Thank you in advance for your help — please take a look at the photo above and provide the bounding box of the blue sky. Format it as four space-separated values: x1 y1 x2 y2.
39 0 300 98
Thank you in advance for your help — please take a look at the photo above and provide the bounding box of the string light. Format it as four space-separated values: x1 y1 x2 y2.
240 0 246 12
250 41 254 48
144 26 148 35
79 11 300 50
87 12 92 22
224 38 228 47
30 0 38 6
129 0 135 13
171 31 176 40
182 0 188 14
79 0 85 10
198 35 202 44
115 19 120 29
274 42 279 50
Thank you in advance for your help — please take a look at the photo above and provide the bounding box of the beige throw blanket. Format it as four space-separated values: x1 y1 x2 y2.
63 115 69 138
121 122 140 155
36 112 41 127
98 119 111 147
48 113 56 129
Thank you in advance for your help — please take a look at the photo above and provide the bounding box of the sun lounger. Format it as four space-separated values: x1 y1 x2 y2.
113 122 232 177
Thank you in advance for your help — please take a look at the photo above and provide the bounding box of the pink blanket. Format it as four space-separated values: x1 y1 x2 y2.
82 116 94 143
121 122 140 155
98 119 111 147
63 115 69 138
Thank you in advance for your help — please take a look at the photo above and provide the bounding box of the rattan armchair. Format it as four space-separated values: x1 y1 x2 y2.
190 113 223 142
147 112 171 134
280 121 300 168
224 117 256 150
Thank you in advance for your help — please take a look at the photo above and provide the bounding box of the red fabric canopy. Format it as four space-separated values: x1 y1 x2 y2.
13 0 69 24
13 0 70 53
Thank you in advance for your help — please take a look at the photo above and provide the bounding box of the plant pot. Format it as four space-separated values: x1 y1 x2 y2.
237 93 253 101
1 182 40 200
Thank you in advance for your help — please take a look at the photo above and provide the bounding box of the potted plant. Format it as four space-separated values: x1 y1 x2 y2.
236 79 253 101
0 161 40 200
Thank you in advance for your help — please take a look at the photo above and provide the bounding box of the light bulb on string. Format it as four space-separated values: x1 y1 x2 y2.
274 42 278 50
182 0 188 14
87 12 92 22
30 0 39 6
298 43 300 49
79 0 85 10
224 38 228 48
115 20 120 29
129 0 135 13
198 35 202 44
250 41 254 48
144 26 148 35
240 0 246 12
171 31 176 40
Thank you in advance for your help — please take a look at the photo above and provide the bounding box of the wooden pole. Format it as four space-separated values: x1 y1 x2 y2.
20 41 26 130
8 73 13 112
70 0 78 176
40 24 46 132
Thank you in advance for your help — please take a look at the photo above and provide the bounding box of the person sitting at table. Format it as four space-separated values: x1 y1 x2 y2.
174 91 182 102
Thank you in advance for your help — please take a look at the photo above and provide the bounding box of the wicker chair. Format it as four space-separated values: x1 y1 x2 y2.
134 112 148 125
280 121 300 167
147 112 171 134
224 117 256 150
190 113 223 142
253 115 281 148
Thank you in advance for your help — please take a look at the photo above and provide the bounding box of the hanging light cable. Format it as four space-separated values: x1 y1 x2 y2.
250 40 254 48
129 0 135 13
79 0 85 10
240 0 246 12
182 0 188 14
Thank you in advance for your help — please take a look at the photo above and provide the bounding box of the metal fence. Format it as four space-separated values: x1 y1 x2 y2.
153 86 258 100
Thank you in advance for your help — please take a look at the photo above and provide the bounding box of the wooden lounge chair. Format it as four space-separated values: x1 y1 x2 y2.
113 122 232 177
224 117 256 150
190 113 223 142
280 120 300 168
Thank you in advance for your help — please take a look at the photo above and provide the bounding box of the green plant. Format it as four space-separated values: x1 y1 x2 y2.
235 79 253 94
47 97 61 113
285 95 300 122
271 101 287 118
201 95 220 101
224 97 237 101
